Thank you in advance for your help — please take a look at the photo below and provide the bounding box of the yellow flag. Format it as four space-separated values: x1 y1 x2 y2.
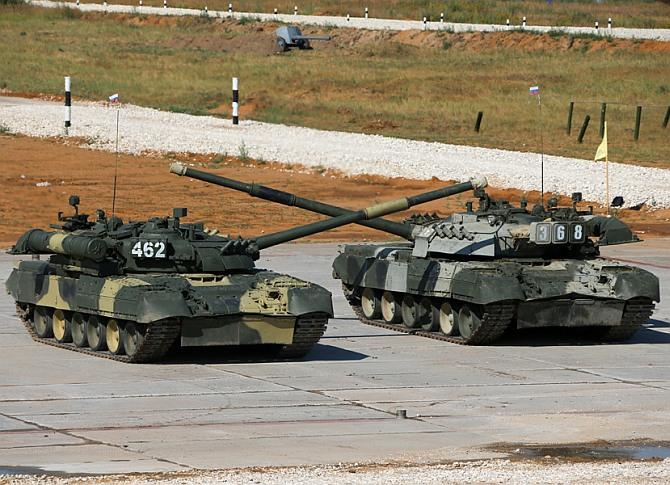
594 121 608 162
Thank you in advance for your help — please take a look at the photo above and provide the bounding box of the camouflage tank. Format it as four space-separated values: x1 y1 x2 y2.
6 168 478 363
332 190 660 344
170 166 659 345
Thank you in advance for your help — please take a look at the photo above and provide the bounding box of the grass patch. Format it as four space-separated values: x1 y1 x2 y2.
1 6 669 167
0 125 11 134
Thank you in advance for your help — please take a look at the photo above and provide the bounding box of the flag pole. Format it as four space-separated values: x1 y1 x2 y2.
605 153 609 216
538 92 544 205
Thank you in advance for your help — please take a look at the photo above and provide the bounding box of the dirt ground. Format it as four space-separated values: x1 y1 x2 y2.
0 134 668 248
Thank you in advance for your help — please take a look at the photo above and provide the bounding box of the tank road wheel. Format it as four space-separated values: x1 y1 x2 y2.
458 305 482 340
361 288 382 319
33 306 53 338
86 316 107 351
106 319 125 355
401 295 421 329
381 291 402 324
417 298 438 331
439 301 459 336
71 313 88 348
122 322 146 359
52 309 72 343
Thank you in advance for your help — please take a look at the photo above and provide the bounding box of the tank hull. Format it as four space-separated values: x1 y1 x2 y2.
6 260 332 362
333 244 658 344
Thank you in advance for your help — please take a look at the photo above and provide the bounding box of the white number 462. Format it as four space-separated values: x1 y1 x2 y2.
132 240 166 259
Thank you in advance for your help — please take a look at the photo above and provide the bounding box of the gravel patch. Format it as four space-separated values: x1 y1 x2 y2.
2 459 670 484
1 96 669 208
28 0 670 42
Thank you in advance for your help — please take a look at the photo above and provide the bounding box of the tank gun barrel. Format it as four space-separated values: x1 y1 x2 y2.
254 190 460 249
10 229 108 262
170 163 486 240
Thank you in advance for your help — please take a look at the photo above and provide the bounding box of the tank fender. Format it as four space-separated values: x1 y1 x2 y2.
135 290 192 323
612 269 660 302
451 268 524 305
287 286 334 317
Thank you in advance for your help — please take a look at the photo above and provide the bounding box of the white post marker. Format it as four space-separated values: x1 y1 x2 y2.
595 20 599 32
76 0 79 5
608 17 612 30
423 16 427 30
506 18 510 28
522 16 526 28
273 7 277 15
347 13 350 21
204 5 208 14
232 77 239 125
365 7 368 19
64 76 71 134
228 3 232 15
139 0 142 5
294 5 298 15
440 12 444 23
103 0 107 7
163 0 167 8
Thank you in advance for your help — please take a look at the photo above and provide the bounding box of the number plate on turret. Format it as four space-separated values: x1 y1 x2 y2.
131 240 168 258
530 222 585 245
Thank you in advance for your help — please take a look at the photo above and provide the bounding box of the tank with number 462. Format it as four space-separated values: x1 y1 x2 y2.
168 165 660 345
6 165 479 363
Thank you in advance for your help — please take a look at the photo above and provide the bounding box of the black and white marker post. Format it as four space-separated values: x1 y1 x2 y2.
64 76 71 135
232 77 239 125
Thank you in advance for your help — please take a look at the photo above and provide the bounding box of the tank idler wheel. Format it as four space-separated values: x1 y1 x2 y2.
86 316 107 351
34 306 54 338
106 319 125 355
439 301 459 336
381 291 402 324
71 313 88 348
122 322 146 358
52 309 72 343
361 288 382 319
458 304 482 340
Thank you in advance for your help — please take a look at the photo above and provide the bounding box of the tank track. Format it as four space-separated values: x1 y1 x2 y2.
342 288 515 345
16 304 180 363
275 313 329 358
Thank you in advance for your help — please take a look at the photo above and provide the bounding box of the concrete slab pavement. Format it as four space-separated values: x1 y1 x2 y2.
0 241 668 474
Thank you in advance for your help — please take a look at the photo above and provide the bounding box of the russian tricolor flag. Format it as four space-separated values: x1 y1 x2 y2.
529 86 540 96
108 93 120 103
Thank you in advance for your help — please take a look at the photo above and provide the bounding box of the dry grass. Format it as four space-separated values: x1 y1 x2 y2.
63 0 670 28
1 6 669 167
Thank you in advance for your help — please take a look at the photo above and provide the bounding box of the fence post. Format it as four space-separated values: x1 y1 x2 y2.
608 18 612 30
474 111 484 133
599 102 607 138
440 12 444 23
566 101 574 135
423 17 427 30
294 5 297 15
232 77 239 125
634 106 642 141
662 106 670 128
64 76 71 135
365 7 368 19
577 115 590 143
522 16 526 28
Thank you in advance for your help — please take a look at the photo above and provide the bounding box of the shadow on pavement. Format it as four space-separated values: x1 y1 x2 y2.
496 321 670 347
163 343 368 364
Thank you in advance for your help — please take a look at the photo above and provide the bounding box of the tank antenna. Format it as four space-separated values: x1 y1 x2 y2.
111 99 120 218
529 83 544 205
